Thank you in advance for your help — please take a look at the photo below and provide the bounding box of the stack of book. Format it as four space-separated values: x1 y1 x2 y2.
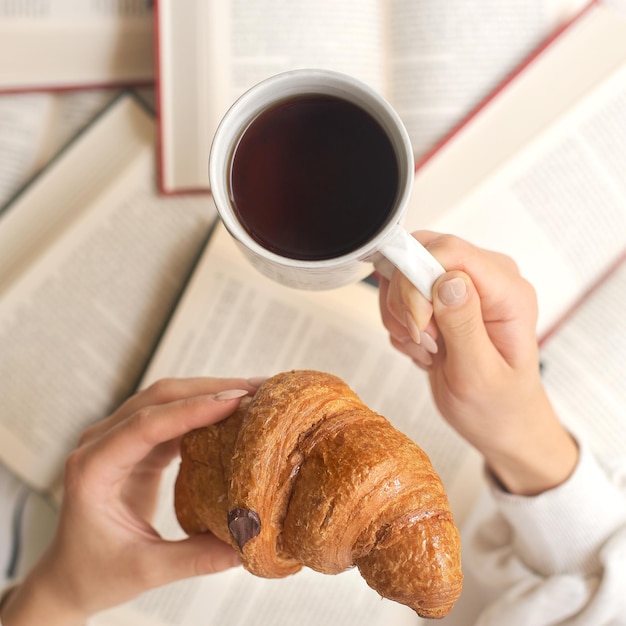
0 1 625 625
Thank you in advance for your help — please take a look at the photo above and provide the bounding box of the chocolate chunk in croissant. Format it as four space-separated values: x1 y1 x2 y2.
175 370 462 619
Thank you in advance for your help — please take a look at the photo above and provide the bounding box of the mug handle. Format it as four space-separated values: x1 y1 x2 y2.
372 229 445 301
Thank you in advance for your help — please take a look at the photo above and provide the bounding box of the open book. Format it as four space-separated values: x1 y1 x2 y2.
540 258 626 463
0 93 216 494
155 0 589 194
0 89 123 208
407 2 626 340
0 0 154 93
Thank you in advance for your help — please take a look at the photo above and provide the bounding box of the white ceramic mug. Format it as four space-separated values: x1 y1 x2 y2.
209 69 445 299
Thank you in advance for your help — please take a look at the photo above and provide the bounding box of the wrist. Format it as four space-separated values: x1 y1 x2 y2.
0 568 89 626
486 430 579 496
482 391 579 496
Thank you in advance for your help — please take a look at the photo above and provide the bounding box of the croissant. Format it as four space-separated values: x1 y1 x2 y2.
175 370 462 618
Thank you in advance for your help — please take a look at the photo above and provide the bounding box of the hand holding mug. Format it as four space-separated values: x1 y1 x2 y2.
379 232 578 496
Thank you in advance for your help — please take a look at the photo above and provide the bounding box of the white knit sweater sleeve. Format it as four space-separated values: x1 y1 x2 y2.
451 439 626 626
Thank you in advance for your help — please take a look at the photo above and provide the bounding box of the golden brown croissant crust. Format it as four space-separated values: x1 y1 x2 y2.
175 370 462 618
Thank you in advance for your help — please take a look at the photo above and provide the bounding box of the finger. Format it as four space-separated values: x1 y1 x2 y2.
380 232 442 349
411 232 534 323
80 377 260 446
412 231 519 276
431 271 502 377
145 534 241 588
416 233 539 357
423 317 440 343
387 269 434 336
74 391 248 491
121 441 186 522
390 335 434 370
121 439 182 511
380 268 439 358
378 276 412 342
432 268 539 372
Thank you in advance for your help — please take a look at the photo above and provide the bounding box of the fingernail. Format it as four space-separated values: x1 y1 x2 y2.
402 311 438 354
439 277 467 306
247 376 268 388
421 331 439 354
403 310 421 344
214 389 249 401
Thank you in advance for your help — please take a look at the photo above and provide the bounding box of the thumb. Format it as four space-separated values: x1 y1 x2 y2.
432 272 498 370
148 533 241 586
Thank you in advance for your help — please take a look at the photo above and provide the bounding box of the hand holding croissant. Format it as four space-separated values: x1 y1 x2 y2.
175 370 462 619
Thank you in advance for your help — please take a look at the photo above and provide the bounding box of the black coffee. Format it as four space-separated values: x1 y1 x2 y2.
228 94 399 261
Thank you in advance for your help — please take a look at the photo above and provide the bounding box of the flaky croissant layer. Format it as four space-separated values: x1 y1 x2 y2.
175 370 462 618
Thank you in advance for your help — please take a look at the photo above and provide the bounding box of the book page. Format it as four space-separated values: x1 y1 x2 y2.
157 0 590 194
0 93 55 208
604 0 626 14
42 89 123 161
157 0 385 192
157 0 228 193
0 89 120 209
95 535 421 626
387 0 591 158
540 258 626 462
0 95 216 491
407 4 626 338
0 0 154 91
225 0 385 100
91 220 482 626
